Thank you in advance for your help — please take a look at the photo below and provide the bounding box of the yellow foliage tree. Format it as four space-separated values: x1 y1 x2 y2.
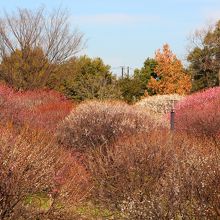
148 44 191 95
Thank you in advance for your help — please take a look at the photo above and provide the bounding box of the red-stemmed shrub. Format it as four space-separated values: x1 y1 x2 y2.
0 84 74 131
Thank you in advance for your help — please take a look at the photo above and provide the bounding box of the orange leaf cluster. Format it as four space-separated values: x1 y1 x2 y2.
148 44 191 95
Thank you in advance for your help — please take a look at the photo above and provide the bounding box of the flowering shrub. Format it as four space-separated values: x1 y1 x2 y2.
0 84 74 131
57 100 164 151
87 130 220 219
136 94 183 114
175 87 220 138
0 125 91 219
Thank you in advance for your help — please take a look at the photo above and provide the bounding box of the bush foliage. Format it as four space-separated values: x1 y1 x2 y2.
0 83 219 219
0 125 91 219
175 86 220 139
57 100 164 151
87 130 220 219
0 84 74 131
136 94 183 114
0 9 219 219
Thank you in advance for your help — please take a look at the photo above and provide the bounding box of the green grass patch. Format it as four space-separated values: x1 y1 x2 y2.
75 202 122 219
24 193 52 210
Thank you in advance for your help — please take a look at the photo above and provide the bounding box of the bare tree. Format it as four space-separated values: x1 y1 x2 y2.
0 7 84 89
0 7 84 63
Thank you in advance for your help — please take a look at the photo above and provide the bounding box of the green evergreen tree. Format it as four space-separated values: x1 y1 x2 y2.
118 58 157 103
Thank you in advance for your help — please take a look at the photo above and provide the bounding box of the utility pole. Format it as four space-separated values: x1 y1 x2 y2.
120 66 124 79
120 66 132 78
127 66 130 77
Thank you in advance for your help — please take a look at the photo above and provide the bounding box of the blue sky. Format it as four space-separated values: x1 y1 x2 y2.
1 0 220 74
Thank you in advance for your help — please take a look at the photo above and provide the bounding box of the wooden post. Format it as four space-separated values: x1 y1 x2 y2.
218 69 220 86
170 109 175 131
170 100 177 131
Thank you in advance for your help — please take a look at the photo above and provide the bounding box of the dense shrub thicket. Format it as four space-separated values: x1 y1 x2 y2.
0 125 91 219
1 81 220 219
0 84 74 131
175 86 220 139
87 130 220 219
57 100 165 151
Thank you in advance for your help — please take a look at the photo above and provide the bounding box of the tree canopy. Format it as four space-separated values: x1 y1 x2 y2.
148 44 191 95
53 56 121 101
187 21 220 91
118 58 157 103
0 47 51 90
0 7 84 90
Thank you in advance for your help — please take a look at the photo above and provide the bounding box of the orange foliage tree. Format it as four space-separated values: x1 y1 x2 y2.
148 44 191 95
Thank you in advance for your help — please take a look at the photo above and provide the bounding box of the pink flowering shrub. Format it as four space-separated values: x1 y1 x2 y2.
175 87 220 138
0 84 74 131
